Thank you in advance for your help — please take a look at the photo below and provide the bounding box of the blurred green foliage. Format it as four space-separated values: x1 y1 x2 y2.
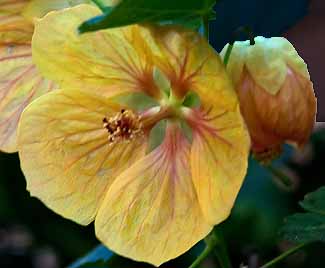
280 187 325 243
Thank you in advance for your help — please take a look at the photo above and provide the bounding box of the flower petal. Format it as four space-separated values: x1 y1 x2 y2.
0 0 33 44
18 89 148 225
145 25 235 102
22 0 80 20
238 67 316 152
23 0 112 20
95 124 211 266
188 106 250 225
32 5 161 98
0 44 56 152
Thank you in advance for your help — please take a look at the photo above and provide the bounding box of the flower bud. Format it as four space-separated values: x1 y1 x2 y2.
221 37 317 161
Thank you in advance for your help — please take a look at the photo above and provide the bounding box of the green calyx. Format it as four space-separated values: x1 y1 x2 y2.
159 89 185 119
154 67 201 119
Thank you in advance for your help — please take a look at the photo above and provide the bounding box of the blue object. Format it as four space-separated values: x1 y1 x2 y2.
69 245 113 268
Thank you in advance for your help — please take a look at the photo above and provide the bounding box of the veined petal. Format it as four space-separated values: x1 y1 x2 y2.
187 106 250 225
0 44 56 152
145 25 235 102
32 5 161 98
0 0 28 12
22 0 105 20
95 124 211 266
18 89 148 225
23 0 79 20
0 0 33 44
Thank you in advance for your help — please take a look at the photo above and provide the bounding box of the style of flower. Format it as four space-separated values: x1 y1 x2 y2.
221 37 316 161
18 5 250 266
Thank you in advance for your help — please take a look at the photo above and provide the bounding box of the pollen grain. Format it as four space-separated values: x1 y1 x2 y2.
103 109 143 145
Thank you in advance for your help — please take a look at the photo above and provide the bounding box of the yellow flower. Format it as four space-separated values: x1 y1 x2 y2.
221 37 317 161
18 5 250 266
0 0 115 152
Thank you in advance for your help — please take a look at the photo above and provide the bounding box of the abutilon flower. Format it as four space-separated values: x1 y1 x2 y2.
0 0 113 152
18 5 250 266
221 37 317 161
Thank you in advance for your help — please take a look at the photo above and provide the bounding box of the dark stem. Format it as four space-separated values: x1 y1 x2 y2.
188 234 219 268
265 164 293 187
232 26 256 45
223 43 234 66
212 228 232 268
259 242 311 268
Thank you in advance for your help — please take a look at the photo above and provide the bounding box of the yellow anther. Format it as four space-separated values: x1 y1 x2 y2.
103 109 143 144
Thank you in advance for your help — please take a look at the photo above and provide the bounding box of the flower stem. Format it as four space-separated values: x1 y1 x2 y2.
202 15 209 41
212 228 232 268
188 236 218 268
259 242 311 268
223 25 256 67
265 165 293 187
223 43 234 67
188 228 232 268
91 0 107 11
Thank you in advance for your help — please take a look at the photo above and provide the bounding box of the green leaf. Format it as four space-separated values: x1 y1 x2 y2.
280 187 325 243
79 0 215 33
280 213 325 243
300 187 325 215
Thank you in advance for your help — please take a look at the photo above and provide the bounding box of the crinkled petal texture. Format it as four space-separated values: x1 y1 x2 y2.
32 4 234 101
150 22 251 225
95 124 211 266
0 0 33 44
0 45 56 152
32 4 161 98
238 67 316 152
187 105 250 225
23 0 118 20
141 25 240 109
0 1 58 152
18 89 147 224
0 2 122 152
22 0 84 20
